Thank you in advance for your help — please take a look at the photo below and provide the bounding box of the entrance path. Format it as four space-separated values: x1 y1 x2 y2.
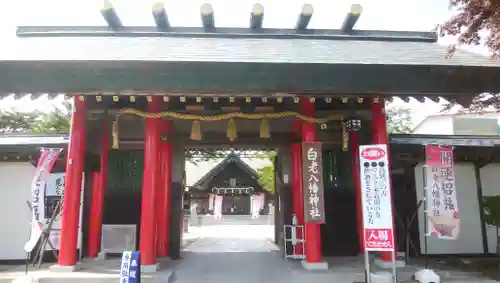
173 215 294 283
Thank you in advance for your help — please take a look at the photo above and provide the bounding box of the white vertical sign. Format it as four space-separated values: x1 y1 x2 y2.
359 144 395 251
425 145 460 239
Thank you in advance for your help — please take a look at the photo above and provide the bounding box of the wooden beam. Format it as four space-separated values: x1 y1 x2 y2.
2 63 499 96
100 0 122 30
152 2 170 31
200 3 215 29
340 4 362 33
250 3 264 29
16 26 438 42
296 4 314 30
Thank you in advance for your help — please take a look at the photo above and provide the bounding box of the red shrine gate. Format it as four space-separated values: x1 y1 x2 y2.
4 1 500 273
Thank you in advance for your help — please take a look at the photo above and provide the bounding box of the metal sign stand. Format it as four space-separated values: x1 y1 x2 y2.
284 215 305 260
363 249 371 283
422 162 429 268
29 198 62 268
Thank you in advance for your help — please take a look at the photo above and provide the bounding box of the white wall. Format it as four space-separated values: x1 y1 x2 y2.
0 162 36 260
415 162 483 254
0 164 84 260
480 164 500 253
413 116 453 135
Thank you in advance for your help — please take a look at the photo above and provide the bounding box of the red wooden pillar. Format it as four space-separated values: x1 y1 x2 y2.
156 120 172 257
371 98 396 262
87 172 101 257
58 96 86 267
351 131 364 253
140 96 162 268
300 97 323 264
88 123 109 258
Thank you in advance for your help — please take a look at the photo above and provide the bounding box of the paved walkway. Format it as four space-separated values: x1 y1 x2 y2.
174 220 293 283
173 215 500 283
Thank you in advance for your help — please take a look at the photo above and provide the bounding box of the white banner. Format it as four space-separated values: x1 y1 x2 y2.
425 145 460 239
214 195 223 219
24 149 61 252
359 144 395 251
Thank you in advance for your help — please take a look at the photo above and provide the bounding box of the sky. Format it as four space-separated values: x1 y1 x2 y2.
0 0 490 126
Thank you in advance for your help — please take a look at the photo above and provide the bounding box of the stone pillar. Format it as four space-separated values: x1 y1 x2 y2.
139 97 162 272
56 96 86 270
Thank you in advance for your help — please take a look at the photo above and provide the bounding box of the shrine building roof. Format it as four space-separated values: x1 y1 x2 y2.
1 2 499 105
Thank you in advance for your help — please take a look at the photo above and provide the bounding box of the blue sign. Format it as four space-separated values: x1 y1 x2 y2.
120 251 141 283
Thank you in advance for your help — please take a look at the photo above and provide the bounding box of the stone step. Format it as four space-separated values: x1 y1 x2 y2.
3 271 174 283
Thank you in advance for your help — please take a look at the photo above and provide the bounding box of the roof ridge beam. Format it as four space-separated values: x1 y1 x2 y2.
16 26 438 42
295 4 314 30
250 3 264 30
200 3 215 29
152 2 170 31
100 0 122 30
340 4 362 33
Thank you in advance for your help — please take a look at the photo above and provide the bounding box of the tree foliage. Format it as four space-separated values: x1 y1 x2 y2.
256 150 276 194
0 101 72 134
484 196 500 227
0 110 40 133
32 101 72 133
441 0 500 59
386 106 413 134
440 1 500 111
483 196 500 253
257 166 275 193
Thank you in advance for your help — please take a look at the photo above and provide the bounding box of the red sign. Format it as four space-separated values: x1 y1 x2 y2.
364 229 394 250
360 147 386 160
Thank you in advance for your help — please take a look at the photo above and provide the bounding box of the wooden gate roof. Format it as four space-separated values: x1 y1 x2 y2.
1 2 500 105
9 28 496 68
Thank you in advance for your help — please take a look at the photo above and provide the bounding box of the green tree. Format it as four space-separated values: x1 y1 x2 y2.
483 196 500 253
257 165 274 193
386 106 413 134
0 109 39 133
185 149 226 164
256 150 276 193
32 101 72 133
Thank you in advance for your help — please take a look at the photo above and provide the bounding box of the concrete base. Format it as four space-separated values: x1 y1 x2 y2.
373 257 406 268
140 264 159 273
156 257 171 269
301 260 329 270
49 264 81 273
97 252 107 260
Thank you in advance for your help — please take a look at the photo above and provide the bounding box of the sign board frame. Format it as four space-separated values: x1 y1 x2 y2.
301 142 325 223
358 144 397 283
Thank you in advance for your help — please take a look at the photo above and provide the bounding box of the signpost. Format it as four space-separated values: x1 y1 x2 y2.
302 142 325 223
359 144 397 283
120 251 141 283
